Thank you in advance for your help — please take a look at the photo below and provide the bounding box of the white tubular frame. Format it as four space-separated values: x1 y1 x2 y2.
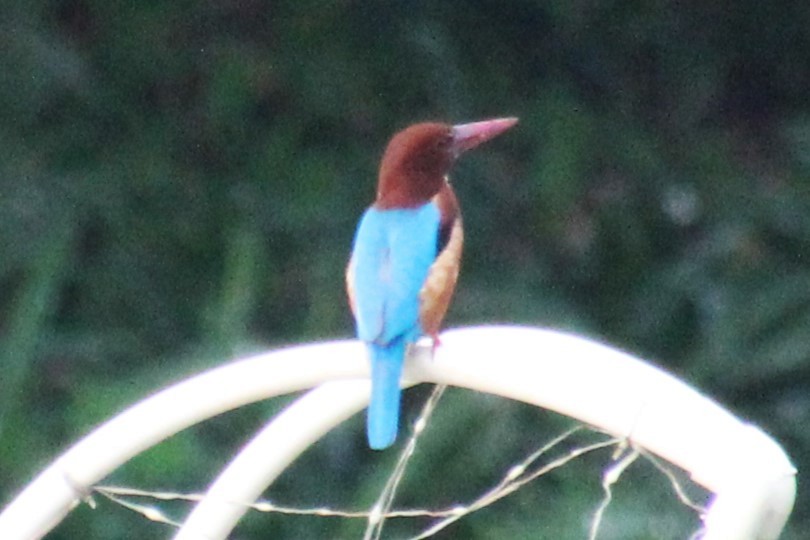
0 326 796 540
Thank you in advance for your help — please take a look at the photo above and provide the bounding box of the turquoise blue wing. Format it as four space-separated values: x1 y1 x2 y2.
349 204 440 344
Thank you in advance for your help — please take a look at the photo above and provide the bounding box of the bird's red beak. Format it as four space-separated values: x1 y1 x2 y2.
451 117 518 156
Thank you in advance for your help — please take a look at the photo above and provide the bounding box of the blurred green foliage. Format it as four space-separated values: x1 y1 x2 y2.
2 1 809 537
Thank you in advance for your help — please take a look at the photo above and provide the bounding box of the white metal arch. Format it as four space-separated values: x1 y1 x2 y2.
0 326 796 539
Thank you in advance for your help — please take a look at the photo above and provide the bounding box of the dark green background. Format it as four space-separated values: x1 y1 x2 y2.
2 1 808 538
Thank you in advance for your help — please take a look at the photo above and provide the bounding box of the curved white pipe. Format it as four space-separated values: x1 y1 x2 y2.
0 326 796 540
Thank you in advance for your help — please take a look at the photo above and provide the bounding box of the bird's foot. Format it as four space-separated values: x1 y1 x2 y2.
428 334 442 359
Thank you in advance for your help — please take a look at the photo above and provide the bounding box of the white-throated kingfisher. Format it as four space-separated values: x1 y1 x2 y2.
347 117 518 449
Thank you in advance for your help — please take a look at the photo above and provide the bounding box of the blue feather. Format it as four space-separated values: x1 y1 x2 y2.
367 338 407 449
349 203 440 448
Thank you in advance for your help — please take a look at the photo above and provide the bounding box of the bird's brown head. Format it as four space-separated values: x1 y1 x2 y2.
375 117 518 209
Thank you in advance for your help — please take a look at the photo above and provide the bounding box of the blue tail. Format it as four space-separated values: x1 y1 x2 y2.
367 339 406 450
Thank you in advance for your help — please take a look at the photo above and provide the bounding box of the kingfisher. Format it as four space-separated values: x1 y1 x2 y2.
347 117 518 449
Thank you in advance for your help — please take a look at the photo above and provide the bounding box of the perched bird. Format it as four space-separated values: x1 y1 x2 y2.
347 117 518 450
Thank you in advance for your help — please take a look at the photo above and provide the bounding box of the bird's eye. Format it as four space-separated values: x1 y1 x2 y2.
435 133 452 151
